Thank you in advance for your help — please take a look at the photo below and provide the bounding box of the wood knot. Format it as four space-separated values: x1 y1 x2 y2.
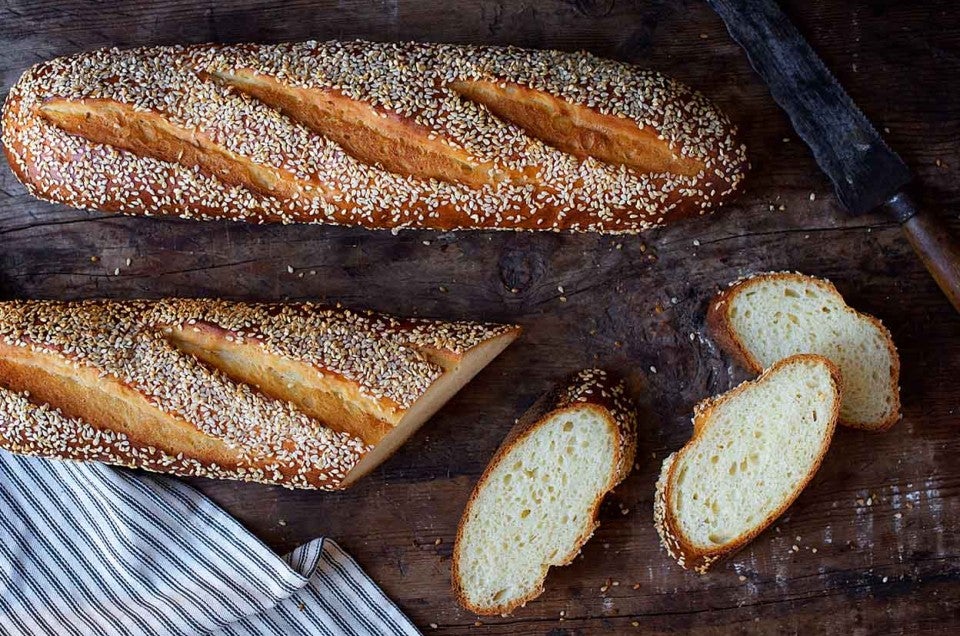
570 0 616 19
498 238 547 294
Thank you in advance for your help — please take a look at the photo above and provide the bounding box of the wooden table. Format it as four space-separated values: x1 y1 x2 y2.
1 1 958 633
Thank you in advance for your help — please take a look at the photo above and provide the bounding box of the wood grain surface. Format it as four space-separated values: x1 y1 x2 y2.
1 1 959 634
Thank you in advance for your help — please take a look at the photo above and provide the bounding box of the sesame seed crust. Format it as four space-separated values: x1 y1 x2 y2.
492 369 638 480
0 388 292 487
541 368 639 482
0 299 516 489
2 40 747 233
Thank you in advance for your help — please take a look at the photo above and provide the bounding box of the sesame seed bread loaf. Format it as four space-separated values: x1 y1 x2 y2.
654 355 840 573
707 272 900 431
0 299 518 489
2 40 747 233
452 369 637 615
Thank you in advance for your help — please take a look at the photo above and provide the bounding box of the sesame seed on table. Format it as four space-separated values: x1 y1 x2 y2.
1 1 959 634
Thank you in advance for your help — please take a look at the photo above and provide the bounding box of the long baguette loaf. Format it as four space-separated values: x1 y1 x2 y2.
453 369 637 615
1 40 747 233
0 299 519 489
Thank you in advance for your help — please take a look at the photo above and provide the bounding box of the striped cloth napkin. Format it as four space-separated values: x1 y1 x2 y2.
0 451 421 636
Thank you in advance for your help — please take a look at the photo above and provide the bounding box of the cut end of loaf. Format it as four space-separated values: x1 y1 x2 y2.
708 271 900 431
164 319 523 485
656 355 840 573
453 369 637 615
340 327 519 487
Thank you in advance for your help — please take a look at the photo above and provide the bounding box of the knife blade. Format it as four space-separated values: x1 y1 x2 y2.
708 0 960 312
707 0 908 214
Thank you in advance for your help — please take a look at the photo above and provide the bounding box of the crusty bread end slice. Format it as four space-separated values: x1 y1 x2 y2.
452 369 637 615
654 354 841 573
707 271 900 431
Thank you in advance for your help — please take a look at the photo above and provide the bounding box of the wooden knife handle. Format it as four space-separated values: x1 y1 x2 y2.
884 190 960 313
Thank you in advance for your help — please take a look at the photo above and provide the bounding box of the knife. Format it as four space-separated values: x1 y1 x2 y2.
707 0 960 312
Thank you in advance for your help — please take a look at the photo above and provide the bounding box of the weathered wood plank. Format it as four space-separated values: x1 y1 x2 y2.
1 1 959 633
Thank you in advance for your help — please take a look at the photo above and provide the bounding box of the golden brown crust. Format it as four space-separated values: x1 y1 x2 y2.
0 299 517 489
2 40 747 233
447 80 705 177
706 271 901 431
452 369 638 615
654 354 841 573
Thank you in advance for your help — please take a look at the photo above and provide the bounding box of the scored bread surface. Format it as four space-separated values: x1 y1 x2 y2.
2 40 747 233
0 299 518 489
654 355 841 573
452 369 637 615
707 271 900 431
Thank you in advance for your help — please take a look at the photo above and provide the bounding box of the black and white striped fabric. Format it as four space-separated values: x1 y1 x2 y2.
0 452 421 636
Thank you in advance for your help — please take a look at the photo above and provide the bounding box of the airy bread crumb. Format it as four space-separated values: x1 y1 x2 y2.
708 271 900 431
655 355 841 573
453 370 637 614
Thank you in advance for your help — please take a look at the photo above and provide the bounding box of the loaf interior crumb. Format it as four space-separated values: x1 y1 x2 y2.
724 275 897 428
455 406 616 610
667 356 837 551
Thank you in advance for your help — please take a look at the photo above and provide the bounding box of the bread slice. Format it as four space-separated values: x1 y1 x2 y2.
708 272 900 431
452 370 637 615
654 355 840 573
